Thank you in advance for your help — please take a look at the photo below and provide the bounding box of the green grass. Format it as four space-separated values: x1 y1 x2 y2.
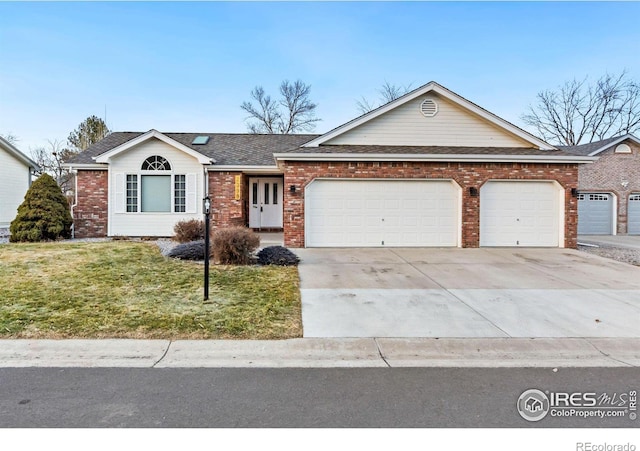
0 241 302 339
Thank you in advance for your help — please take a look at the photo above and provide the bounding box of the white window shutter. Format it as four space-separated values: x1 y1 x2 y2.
186 173 197 213
114 173 125 213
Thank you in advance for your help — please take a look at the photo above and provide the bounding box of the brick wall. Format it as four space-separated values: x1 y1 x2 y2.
74 170 108 238
208 171 247 228
282 161 579 248
578 140 640 234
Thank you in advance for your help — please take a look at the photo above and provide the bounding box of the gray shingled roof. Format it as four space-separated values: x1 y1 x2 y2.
66 132 320 166
558 136 624 156
67 130 574 167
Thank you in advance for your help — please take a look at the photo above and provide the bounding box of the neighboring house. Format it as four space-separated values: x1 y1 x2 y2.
561 134 640 235
65 81 595 248
0 136 40 230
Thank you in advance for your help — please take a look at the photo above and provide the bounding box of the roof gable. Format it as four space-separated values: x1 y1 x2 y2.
93 130 213 164
303 81 555 150
0 136 40 170
560 134 640 156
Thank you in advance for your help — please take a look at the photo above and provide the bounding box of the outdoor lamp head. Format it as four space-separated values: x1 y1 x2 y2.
204 197 211 214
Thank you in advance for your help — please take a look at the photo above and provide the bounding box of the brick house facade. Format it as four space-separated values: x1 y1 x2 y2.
66 81 595 247
281 161 579 248
563 135 640 234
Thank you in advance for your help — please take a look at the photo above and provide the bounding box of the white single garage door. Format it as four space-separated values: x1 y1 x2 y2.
628 194 640 235
577 193 614 235
480 181 561 247
305 179 460 247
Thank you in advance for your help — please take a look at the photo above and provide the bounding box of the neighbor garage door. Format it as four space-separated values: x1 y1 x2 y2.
480 181 560 247
305 179 459 247
577 193 613 235
628 194 640 235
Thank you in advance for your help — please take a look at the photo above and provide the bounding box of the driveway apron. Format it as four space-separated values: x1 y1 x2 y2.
296 248 640 338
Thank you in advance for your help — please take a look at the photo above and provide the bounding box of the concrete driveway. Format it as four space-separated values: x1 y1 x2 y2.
296 248 640 338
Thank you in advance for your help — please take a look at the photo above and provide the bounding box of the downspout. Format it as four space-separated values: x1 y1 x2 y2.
70 168 78 239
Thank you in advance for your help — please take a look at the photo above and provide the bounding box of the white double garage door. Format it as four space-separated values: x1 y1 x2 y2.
305 179 564 247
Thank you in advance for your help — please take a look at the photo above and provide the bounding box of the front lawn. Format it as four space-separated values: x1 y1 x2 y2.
0 241 302 339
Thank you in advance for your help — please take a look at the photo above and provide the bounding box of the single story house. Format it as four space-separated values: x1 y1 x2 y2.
561 134 640 235
0 136 40 229
65 81 595 248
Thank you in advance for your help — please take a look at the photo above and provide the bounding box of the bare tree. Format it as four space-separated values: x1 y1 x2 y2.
241 80 320 134
356 81 414 114
0 133 19 144
30 140 76 195
522 71 640 146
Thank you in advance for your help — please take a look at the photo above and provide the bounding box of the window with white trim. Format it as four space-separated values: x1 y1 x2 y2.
116 156 197 214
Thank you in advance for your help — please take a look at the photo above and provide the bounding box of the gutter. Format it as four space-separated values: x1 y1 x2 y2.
273 153 598 164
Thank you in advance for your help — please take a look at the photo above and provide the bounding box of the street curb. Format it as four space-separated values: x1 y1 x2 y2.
0 338 639 368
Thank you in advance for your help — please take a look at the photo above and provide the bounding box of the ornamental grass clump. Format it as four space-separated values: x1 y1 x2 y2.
173 219 205 243
211 227 260 265
10 173 73 242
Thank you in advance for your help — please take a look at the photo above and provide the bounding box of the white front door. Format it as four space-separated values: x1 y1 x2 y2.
249 178 283 228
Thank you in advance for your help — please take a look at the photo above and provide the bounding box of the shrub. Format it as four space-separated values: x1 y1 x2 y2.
167 240 205 260
10 174 73 242
173 219 205 243
257 246 300 266
211 227 260 265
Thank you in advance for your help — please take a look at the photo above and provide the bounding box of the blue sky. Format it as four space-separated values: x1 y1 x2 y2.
1 1 639 153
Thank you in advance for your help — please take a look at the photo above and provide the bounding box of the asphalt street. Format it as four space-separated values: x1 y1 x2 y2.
0 367 638 428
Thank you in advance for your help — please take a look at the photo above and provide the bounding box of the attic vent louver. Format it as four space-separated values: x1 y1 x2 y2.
192 136 210 145
420 99 438 117
615 143 631 154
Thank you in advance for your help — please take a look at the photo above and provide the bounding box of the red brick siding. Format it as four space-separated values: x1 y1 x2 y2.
208 171 247 228
282 161 579 248
74 170 108 238
578 140 640 234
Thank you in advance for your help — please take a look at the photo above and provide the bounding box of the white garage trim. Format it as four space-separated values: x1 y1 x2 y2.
304 178 462 248
480 180 565 247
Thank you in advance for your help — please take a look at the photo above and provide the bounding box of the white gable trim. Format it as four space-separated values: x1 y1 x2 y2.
273 152 596 164
587 134 640 156
94 129 214 164
0 136 41 170
303 82 556 151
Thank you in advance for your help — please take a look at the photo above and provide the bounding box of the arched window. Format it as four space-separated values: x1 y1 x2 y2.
141 155 171 171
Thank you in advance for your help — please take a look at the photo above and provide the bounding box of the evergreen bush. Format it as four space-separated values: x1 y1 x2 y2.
10 174 73 242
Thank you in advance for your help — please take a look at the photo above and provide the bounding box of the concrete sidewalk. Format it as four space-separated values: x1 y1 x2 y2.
1 338 639 368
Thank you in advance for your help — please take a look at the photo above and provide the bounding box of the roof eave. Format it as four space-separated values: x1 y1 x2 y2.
206 165 282 173
0 137 41 170
273 153 597 164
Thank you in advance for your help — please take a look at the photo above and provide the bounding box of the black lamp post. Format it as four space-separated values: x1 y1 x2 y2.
203 196 211 300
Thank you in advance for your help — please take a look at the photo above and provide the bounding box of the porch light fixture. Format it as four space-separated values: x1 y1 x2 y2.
469 187 479 197
289 185 296 193
571 188 579 198
203 196 211 300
